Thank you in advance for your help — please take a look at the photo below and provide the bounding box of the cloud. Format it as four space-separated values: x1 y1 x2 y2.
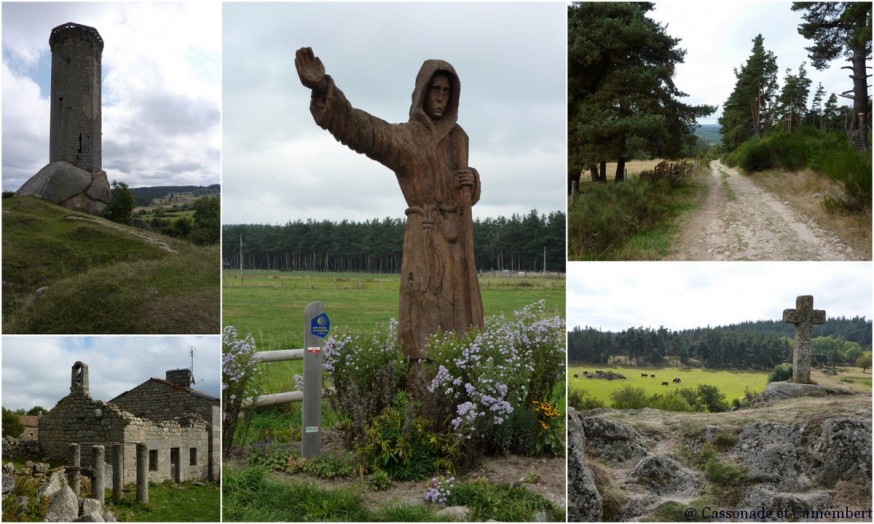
2 336 221 412
567 262 872 332
2 2 221 191
222 2 566 224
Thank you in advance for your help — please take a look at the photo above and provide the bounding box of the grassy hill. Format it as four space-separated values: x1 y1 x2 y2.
2 196 219 334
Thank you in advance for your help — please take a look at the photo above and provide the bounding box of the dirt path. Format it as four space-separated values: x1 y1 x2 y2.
667 160 857 260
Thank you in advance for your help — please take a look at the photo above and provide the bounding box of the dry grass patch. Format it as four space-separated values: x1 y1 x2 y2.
750 168 871 259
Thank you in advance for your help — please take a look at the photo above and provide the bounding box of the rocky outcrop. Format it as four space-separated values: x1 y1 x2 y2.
580 415 650 465
567 408 603 522
733 417 872 491
568 405 871 522
752 381 856 405
16 161 110 215
628 455 701 497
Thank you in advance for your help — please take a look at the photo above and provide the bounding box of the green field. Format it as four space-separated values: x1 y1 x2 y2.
222 270 565 350
568 364 769 404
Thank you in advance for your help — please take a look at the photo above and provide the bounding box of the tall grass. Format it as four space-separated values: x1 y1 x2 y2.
568 174 703 260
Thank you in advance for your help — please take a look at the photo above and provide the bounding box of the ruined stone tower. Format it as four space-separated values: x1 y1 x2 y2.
71 361 89 396
49 22 103 173
16 22 110 214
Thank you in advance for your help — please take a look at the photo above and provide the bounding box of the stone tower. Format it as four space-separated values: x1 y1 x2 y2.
49 22 103 173
16 22 111 215
71 361 90 396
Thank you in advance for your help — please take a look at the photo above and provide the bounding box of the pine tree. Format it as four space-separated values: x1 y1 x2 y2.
809 82 826 127
718 34 780 150
777 63 813 132
792 2 872 148
568 2 715 183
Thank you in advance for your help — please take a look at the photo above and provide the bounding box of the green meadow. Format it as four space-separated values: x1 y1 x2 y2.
568 364 769 404
223 270 565 394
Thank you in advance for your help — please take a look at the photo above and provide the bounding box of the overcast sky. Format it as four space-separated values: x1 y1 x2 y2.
2 336 220 412
2 2 221 192
568 262 873 332
647 1 868 125
222 2 566 225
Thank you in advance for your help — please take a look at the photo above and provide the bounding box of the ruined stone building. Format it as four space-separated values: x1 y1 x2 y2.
18 415 39 440
38 362 219 484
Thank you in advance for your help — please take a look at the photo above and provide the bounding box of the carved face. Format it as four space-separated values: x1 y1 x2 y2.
424 73 451 121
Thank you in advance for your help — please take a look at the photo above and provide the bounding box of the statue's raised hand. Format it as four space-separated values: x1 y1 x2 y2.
295 47 328 93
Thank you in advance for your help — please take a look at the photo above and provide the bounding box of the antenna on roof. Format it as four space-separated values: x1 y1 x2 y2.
188 347 197 386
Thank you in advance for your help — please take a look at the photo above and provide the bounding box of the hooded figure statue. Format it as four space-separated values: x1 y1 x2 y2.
295 47 484 397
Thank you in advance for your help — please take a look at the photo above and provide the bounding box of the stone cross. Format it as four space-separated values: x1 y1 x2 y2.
782 295 826 384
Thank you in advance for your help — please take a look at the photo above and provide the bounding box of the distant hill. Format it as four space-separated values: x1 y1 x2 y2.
129 184 220 207
694 124 721 145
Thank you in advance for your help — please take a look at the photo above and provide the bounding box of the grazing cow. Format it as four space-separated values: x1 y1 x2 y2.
650 374 656 378
673 378 681 384
641 373 648 378
586 375 594 379
573 374 579 378
617 374 626 380
661 381 669 386
583 371 589 375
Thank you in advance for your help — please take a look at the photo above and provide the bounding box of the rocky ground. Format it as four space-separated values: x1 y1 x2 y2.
668 160 867 260
568 371 872 522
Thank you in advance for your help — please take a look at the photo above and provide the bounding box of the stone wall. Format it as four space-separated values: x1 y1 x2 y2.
121 416 210 483
49 22 102 173
37 391 130 466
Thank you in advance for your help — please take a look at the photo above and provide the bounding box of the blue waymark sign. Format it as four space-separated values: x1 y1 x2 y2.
310 312 330 338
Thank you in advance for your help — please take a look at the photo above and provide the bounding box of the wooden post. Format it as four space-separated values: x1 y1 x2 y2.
302 301 325 458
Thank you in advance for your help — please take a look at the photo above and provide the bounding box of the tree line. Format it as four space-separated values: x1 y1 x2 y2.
222 210 566 274
719 4 871 151
568 316 872 370
128 184 221 207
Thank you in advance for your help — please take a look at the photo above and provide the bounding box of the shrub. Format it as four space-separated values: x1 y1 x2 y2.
609 386 649 409
222 326 263 454
368 469 392 491
1 408 24 438
704 458 747 487
355 394 459 481
103 180 135 225
568 389 605 411
768 363 793 383
323 320 407 447
696 384 729 413
425 301 565 461
649 391 694 412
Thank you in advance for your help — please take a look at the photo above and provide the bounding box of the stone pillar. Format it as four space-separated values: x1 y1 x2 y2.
112 444 123 501
91 445 105 504
783 295 826 384
136 442 148 504
69 443 81 496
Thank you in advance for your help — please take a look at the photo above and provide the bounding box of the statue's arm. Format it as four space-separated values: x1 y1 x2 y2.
295 47 401 169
